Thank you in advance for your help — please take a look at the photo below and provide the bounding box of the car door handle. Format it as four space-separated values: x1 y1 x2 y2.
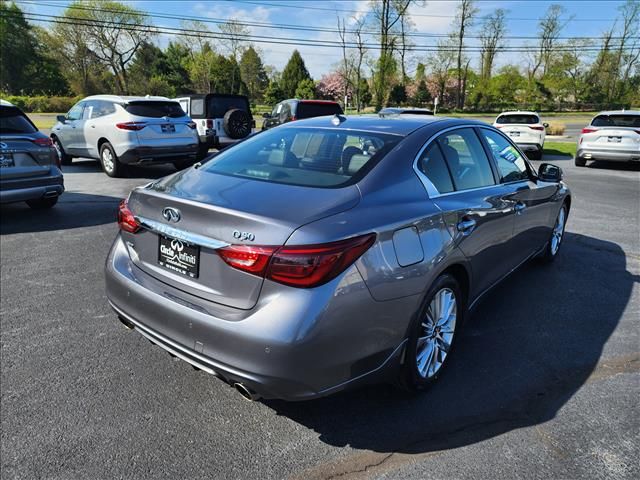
457 218 477 234
89 123 95 128
514 202 526 214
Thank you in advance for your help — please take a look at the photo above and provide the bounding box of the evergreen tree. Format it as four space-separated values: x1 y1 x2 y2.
239 46 268 103
264 80 284 105
389 84 407 106
294 78 316 99
165 42 193 94
281 50 312 98
412 79 431 106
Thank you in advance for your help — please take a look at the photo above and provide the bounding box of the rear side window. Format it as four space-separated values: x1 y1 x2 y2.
84 100 116 119
591 114 640 127
202 127 401 188
417 143 454 194
437 128 495 191
125 101 186 118
496 114 539 124
481 129 530 183
0 107 37 134
191 99 205 117
208 96 249 118
296 102 343 119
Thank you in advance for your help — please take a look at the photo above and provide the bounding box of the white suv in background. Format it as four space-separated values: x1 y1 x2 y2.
575 110 640 166
51 95 199 177
493 111 548 160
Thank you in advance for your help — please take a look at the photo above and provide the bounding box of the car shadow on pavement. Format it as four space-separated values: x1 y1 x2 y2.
587 161 640 172
266 232 637 460
0 192 121 234
64 159 178 179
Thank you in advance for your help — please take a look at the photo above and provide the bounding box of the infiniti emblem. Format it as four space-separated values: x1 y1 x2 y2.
170 239 184 252
162 207 181 223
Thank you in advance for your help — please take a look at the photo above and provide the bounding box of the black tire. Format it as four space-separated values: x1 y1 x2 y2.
539 203 568 263
574 156 587 167
52 136 72 166
196 143 210 161
223 109 252 139
26 196 58 209
99 142 125 178
399 273 464 392
528 149 542 160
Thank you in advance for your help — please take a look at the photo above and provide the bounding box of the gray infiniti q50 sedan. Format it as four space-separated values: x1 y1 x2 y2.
105 115 570 401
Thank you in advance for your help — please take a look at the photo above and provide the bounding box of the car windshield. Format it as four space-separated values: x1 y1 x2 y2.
496 114 539 124
0 107 37 134
296 103 343 119
201 127 401 188
591 114 640 127
125 101 186 118
208 96 249 118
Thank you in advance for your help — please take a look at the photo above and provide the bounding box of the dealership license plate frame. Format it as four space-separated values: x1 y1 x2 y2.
0 152 14 168
608 136 622 143
158 235 200 278
161 124 176 133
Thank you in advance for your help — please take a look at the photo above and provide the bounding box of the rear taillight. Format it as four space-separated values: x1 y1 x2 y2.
218 245 277 275
530 125 545 131
290 116 297 121
117 199 141 233
206 119 213 129
116 122 146 131
581 127 598 134
33 137 53 147
218 233 376 288
187 121 197 129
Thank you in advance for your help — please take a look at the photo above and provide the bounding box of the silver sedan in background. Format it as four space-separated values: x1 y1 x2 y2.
575 110 640 166
105 115 571 401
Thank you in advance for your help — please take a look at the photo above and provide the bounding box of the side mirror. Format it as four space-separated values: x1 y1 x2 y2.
56 115 67 123
538 163 563 182
262 112 270 119
543 122 549 128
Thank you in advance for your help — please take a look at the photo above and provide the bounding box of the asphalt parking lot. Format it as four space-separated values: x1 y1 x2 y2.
1 156 639 479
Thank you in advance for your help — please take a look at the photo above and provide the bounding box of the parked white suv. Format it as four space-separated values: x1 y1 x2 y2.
173 94 254 159
575 110 640 166
51 95 199 177
493 111 548 160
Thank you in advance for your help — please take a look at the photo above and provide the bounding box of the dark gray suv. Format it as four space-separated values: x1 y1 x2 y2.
0 100 63 208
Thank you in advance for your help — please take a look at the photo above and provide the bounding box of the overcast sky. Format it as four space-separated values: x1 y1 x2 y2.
18 0 629 79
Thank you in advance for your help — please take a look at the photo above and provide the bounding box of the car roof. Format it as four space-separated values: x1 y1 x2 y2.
496 111 539 116
82 95 177 104
379 107 433 114
283 99 339 105
593 110 640 116
283 114 483 136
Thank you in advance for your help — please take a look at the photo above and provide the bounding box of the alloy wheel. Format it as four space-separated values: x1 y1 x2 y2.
102 148 114 173
416 288 457 379
550 207 566 256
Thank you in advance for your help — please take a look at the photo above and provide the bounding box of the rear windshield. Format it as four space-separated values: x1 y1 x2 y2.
296 102 343 119
591 114 640 127
208 96 249 118
0 107 37 134
125 101 186 118
496 114 539 124
202 127 401 188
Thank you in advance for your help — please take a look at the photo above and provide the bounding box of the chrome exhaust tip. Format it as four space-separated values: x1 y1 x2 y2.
233 383 260 402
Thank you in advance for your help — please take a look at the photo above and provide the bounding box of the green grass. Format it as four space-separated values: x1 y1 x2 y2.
543 142 576 158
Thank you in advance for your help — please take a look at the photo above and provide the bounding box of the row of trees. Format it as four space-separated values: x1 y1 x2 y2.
1 0 639 111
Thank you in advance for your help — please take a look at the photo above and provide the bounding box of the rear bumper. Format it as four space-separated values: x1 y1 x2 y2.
119 144 199 164
577 147 640 163
0 169 64 203
516 142 542 152
104 234 412 400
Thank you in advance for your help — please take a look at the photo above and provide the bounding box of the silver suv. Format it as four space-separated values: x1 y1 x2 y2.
575 110 640 166
51 95 199 177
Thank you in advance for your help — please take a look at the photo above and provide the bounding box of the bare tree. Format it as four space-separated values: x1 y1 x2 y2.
453 0 478 109
398 11 414 82
370 0 412 109
218 18 250 62
479 8 507 80
427 38 456 109
613 0 640 101
70 0 155 94
337 16 353 109
529 4 571 80
352 15 368 112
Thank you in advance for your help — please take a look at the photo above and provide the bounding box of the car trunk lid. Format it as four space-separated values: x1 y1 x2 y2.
123 168 361 309
0 135 53 179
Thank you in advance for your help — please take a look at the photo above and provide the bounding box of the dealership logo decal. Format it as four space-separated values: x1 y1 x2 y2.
0 142 7 149
162 207 181 223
